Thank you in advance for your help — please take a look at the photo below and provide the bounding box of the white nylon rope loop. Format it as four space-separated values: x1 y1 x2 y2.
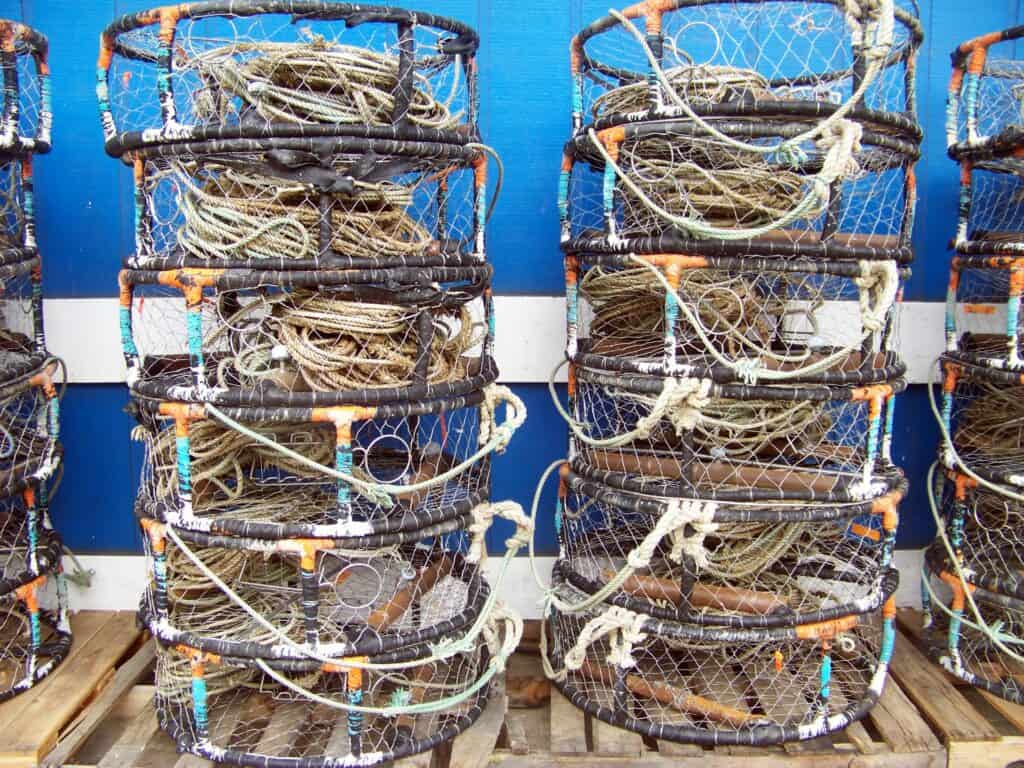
856 259 900 334
466 501 535 566
552 371 713 448
554 605 649 682
667 499 720 570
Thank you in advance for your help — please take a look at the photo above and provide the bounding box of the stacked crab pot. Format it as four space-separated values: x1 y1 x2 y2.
923 26 1024 706
0 20 71 702
546 0 922 745
96 3 527 765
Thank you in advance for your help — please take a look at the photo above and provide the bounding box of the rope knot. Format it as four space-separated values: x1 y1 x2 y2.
666 499 720 570
855 259 899 333
466 501 533 565
563 606 649 675
817 119 864 187
632 377 714 440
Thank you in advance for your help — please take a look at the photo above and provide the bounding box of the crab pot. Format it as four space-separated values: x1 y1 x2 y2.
97 2 480 155
947 25 1024 151
152 630 494 767
0 256 46 382
936 356 1024 489
560 118 919 249
546 577 895 746
554 470 901 629
565 252 907 384
122 137 490 271
0 358 61 493
922 547 1024 705
131 386 503 539
944 256 1024 372
138 517 491 660
935 469 1024 601
568 0 921 130
118 265 495 404
953 159 1024 254
569 364 904 503
0 20 50 154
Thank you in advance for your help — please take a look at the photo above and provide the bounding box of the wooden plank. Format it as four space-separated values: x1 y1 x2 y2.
488 752 944 768
656 739 703 756
888 630 1002 744
448 693 508 768
548 688 587 755
0 611 141 765
502 705 547 757
41 641 156 768
253 700 310 758
173 692 260 768
864 676 944 755
980 688 1024 734
502 714 529 755
62 686 155 767
95 703 160 768
591 715 643 757
947 740 1024 768
827 666 883 755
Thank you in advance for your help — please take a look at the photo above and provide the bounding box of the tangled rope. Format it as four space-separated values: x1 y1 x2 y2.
190 41 463 129
172 161 434 263
210 291 482 392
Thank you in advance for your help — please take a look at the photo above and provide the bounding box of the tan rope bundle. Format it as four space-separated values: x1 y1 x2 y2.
592 64 772 118
190 41 462 129
175 162 435 262
212 291 481 392
148 420 335 506
580 265 787 359
620 135 817 232
955 382 1024 461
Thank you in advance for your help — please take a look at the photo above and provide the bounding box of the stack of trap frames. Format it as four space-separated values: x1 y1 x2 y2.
920 23 1024 708
96 3 527 765
541 0 922 746
0 19 70 701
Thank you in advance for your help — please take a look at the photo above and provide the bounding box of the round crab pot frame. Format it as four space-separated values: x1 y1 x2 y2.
546 576 897 746
118 264 495 406
921 549 1024 705
0 358 63 493
97 2 481 157
568 0 922 132
944 255 1024 372
935 469 1024 601
937 356 1024 489
952 158 1024 254
130 382 522 539
138 516 490 661
560 117 920 250
0 478 63 590
151 629 495 767
552 471 901 629
0 21 50 154
122 136 493 271
947 25 1024 154
567 364 905 503
0 256 47 384
565 252 907 385
0 154 43 252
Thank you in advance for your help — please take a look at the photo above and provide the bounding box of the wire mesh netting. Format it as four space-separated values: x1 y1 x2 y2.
0 20 50 154
945 257 1024 371
948 26 1024 152
555 472 899 628
568 253 904 383
546 576 893 745
568 365 903 502
120 266 494 405
98 2 479 153
127 140 489 271
152 624 502 765
132 388 519 538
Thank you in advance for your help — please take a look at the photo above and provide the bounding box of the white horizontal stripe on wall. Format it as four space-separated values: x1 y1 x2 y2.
63 551 926 617
45 297 948 385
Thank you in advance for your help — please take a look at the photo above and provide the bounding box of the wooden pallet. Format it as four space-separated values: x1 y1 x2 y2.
0 610 145 768
46 612 1024 768
895 609 1024 768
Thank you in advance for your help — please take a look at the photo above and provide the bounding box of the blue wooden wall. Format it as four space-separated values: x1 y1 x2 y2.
3 0 1018 553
